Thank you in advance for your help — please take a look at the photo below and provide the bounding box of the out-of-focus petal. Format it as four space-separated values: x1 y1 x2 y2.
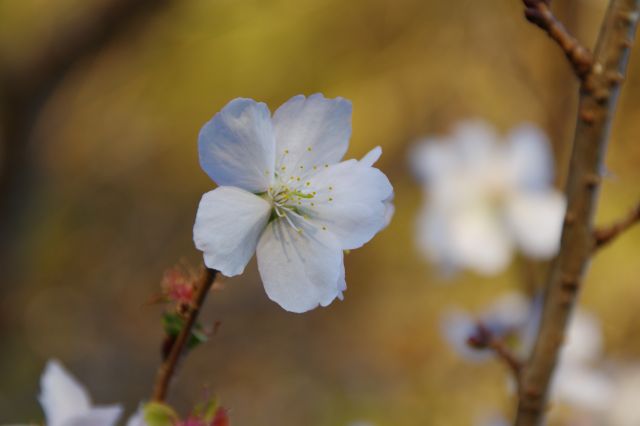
449 205 514 275
440 309 492 362
506 191 566 259
66 407 123 426
552 365 614 413
562 310 603 365
506 124 554 190
199 98 275 193
39 360 93 426
194 186 271 276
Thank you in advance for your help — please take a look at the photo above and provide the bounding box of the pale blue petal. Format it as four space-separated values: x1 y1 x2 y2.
66 407 123 426
256 216 343 313
199 98 275 193
360 146 382 167
506 124 554 190
273 94 351 177
39 360 92 426
302 160 393 250
506 191 565 259
194 186 272 276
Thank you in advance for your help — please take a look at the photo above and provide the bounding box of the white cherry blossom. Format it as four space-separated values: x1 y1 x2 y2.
194 94 393 313
412 120 565 275
38 360 122 426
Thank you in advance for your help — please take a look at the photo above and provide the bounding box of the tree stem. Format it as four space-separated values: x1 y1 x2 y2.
515 0 640 424
152 266 218 402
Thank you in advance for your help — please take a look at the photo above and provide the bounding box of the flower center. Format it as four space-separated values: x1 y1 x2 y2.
267 183 316 233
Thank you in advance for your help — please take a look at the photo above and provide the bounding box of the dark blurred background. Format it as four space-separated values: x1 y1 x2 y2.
0 0 639 425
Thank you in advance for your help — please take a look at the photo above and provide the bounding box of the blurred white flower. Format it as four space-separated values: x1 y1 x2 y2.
607 365 640 426
39 360 122 426
125 407 147 426
441 292 532 361
531 308 614 416
412 120 565 275
194 94 393 313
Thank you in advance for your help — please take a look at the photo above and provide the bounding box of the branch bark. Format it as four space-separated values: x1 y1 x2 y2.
152 267 218 402
523 0 594 79
515 1 640 425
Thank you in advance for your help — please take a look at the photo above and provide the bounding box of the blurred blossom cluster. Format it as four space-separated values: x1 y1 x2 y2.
444 293 640 425
411 120 566 275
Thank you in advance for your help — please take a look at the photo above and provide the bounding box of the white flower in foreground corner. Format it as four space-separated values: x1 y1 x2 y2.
412 120 566 275
194 94 393 313
39 360 122 426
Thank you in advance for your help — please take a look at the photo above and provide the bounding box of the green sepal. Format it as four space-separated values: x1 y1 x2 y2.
162 312 208 350
143 402 179 426
193 396 220 422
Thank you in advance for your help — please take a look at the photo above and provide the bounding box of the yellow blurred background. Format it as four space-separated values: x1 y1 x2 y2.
0 0 639 424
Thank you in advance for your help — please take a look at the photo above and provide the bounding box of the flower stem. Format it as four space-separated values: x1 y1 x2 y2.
152 266 218 402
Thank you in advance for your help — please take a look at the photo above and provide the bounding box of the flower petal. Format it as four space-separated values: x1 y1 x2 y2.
39 360 92 426
336 258 347 301
194 186 272 276
506 124 554 190
256 217 343 313
273 94 351 175
505 190 565 259
199 98 275 193
418 201 513 275
360 146 382 167
449 205 513 274
66 407 123 426
125 407 146 426
302 159 393 250
440 309 492 362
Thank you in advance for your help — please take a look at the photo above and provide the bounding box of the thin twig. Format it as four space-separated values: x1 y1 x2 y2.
489 338 524 385
515 1 640 425
469 324 523 387
594 201 640 249
523 0 593 79
152 266 218 402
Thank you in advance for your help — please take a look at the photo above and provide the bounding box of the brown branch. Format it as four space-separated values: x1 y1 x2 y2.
523 0 593 79
593 201 640 249
515 1 640 425
489 337 524 385
152 267 218 402
469 324 524 386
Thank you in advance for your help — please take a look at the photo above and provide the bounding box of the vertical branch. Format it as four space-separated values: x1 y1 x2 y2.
152 267 217 402
516 1 640 425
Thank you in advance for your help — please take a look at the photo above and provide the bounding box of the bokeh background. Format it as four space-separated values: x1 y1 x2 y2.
1 0 639 425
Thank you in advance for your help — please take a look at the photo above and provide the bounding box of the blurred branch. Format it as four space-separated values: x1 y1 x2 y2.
488 338 523 384
515 0 640 425
523 0 593 79
468 324 523 387
593 201 640 249
152 267 218 402
0 0 171 261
